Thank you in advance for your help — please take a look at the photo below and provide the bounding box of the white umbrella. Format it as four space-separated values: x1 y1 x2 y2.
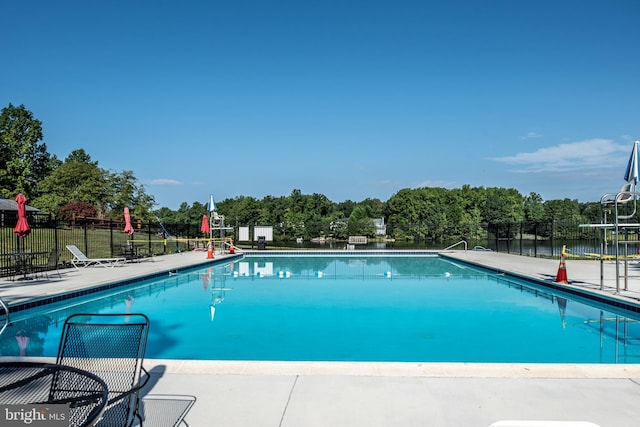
208 194 217 212
207 195 217 241
623 140 639 185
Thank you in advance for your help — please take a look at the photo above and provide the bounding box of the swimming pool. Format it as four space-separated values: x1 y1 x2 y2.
2 254 640 363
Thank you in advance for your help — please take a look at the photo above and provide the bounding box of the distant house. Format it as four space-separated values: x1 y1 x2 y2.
0 197 39 227
0 197 39 213
373 217 386 236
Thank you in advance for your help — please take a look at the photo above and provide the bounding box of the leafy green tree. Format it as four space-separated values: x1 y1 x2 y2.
580 201 603 224
482 187 524 223
65 149 94 164
108 170 156 219
155 206 179 224
283 208 306 238
542 198 584 237
302 193 332 238
33 149 110 217
524 192 546 222
0 103 59 199
336 200 356 219
172 202 195 224
543 198 581 222
347 206 376 236
217 196 261 227
330 219 349 240
387 189 421 226
448 186 484 240
357 198 385 218
260 195 288 236
386 187 449 240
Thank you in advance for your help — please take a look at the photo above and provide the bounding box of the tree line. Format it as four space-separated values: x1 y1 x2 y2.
1 103 608 241
157 188 604 243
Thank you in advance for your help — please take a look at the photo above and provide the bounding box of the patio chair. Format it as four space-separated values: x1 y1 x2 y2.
66 244 126 269
33 248 61 279
6 253 20 281
9 251 34 280
56 313 150 427
140 394 196 427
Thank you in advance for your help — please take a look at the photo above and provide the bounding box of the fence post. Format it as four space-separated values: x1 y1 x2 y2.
146 220 152 253
519 222 523 255
551 220 555 257
109 219 114 257
83 219 89 255
53 215 59 255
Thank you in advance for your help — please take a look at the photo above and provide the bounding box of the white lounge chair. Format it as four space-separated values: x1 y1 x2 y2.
66 244 126 269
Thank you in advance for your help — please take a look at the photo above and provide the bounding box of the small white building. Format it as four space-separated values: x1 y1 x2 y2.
373 217 386 236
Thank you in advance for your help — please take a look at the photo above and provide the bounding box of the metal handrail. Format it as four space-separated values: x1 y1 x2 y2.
442 240 467 251
0 297 10 336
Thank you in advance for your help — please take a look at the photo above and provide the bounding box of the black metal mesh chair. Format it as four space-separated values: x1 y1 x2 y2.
33 248 61 279
0 362 108 427
140 394 196 427
57 313 150 427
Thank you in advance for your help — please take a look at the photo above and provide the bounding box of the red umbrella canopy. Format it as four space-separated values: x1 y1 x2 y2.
201 214 209 234
13 193 31 237
201 272 211 291
124 207 134 235
15 332 30 357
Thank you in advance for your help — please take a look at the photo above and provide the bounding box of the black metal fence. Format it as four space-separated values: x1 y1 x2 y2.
0 213 622 277
0 212 211 276
365 220 606 257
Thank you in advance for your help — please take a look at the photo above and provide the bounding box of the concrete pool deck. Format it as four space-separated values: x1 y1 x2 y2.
2 250 640 426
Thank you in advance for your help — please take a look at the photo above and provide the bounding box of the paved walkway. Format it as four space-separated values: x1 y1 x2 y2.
2 250 640 427
442 250 640 308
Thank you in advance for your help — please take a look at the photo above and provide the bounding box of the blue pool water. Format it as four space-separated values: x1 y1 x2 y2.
3 255 640 363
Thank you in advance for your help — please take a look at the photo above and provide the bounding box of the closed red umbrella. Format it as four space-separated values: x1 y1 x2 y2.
13 193 31 237
124 207 134 235
200 214 209 234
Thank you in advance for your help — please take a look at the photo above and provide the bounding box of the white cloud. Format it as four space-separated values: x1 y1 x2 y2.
489 139 629 173
519 131 542 140
146 178 182 186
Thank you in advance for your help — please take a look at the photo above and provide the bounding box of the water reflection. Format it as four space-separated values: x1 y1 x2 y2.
0 315 51 357
233 255 483 279
205 264 233 323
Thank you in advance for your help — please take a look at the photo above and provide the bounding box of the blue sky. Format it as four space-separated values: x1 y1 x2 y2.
2 0 639 209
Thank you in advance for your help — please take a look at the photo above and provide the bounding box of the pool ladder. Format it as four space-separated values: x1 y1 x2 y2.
0 297 10 336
